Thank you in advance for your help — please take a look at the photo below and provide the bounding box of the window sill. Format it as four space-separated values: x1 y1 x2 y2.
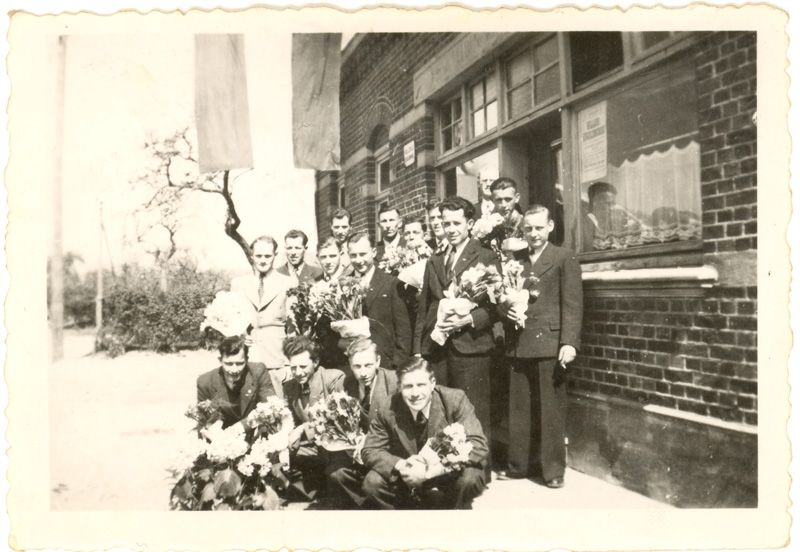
582 265 718 297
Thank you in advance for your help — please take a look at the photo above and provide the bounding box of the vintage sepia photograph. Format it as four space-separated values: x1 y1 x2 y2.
4 3 792 551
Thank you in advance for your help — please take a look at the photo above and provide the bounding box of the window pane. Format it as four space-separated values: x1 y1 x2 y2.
506 50 532 88
379 160 391 191
453 99 463 121
473 108 485 136
534 36 559 71
485 72 497 102
486 101 498 130
508 81 532 119
534 65 560 103
441 104 452 127
453 120 463 147
442 127 452 151
570 32 624 89
471 81 484 108
578 65 701 253
641 31 673 50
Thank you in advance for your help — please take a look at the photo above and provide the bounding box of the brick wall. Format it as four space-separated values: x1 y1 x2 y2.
570 31 758 427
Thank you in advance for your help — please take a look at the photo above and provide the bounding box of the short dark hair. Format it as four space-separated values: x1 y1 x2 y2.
316 236 340 254
490 177 518 193
439 195 475 221
250 235 278 254
282 335 321 362
378 204 400 218
285 229 309 246
587 182 617 204
403 214 427 232
524 204 553 223
396 357 435 384
426 197 442 212
347 230 375 249
218 335 248 359
331 208 352 225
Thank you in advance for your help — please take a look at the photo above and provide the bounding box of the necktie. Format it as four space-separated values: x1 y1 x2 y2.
258 275 265 302
300 383 310 396
414 412 428 450
445 248 456 283
361 385 371 410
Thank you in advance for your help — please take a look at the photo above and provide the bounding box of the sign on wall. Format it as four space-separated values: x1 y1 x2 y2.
403 141 416 167
578 101 608 183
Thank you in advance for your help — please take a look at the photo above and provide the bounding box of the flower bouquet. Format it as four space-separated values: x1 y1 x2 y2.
200 290 253 337
308 276 370 339
472 211 527 259
413 422 474 478
169 399 294 511
500 259 541 328
388 242 434 289
307 391 364 459
430 263 503 346
185 398 232 432
286 283 318 337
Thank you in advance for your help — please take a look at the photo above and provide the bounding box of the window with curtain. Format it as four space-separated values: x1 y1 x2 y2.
578 63 702 253
440 96 463 152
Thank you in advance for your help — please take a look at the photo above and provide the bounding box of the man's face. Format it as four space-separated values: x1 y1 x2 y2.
318 244 340 276
522 211 554 250
593 191 616 212
348 236 376 276
252 241 276 275
284 237 306 268
331 217 351 244
220 349 247 385
378 210 401 242
428 207 444 239
399 368 436 413
349 348 380 387
492 186 520 218
289 351 318 386
403 222 426 248
480 177 492 198
442 208 473 247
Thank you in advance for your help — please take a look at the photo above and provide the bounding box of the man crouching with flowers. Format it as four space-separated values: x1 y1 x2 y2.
196 336 277 431
356 357 488 509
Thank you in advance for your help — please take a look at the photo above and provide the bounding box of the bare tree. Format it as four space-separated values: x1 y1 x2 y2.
130 125 253 272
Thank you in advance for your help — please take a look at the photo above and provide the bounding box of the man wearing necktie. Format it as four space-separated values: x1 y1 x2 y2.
497 206 583 489
425 198 448 253
327 338 398 508
230 235 294 398
358 357 488 509
413 196 501 476
276 229 323 285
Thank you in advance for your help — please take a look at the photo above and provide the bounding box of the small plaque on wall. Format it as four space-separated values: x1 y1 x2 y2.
403 141 416 167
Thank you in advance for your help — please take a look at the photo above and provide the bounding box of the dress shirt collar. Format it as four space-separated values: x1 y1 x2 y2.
447 239 470 266
410 400 432 422
383 234 401 249
530 241 549 263
360 265 376 287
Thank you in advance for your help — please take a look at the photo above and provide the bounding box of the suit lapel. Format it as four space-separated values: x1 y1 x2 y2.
432 250 448 289
365 270 385 311
393 398 419 456
427 388 446 438
453 239 480 280
241 274 261 309
532 243 556 278
257 274 284 311
238 366 256 417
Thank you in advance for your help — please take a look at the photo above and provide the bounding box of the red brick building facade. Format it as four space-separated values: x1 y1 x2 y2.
316 31 757 507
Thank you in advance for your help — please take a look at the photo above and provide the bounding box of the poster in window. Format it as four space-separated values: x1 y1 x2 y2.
579 101 607 183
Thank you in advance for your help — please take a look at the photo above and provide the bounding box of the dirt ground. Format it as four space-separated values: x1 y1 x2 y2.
49 329 668 511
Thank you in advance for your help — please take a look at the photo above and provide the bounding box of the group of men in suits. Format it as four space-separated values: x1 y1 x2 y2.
196 175 584 505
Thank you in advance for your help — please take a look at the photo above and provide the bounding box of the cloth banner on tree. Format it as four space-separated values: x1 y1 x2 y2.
194 34 254 173
292 33 342 171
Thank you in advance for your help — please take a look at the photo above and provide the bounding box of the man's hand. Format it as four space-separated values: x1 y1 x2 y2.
396 458 428 489
438 312 473 332
288 423 307 448
558 345 577 365
497 302 525 326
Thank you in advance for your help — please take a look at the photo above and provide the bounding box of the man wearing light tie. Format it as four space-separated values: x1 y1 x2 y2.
375 204 405 264
277 229 322 285
230 235 294 398
497 205 583 489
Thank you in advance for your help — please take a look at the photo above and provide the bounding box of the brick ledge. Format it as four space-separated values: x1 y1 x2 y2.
582 265 718 284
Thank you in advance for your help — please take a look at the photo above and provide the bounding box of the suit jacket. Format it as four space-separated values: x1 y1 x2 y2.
277 262 323 286
343 368 398 432
361 385 489 481
196 362 275 428
375 236 406 265
231 271 293 368
413 238 501 356
364 268 412 369
504 243 583 358
283 366 345 425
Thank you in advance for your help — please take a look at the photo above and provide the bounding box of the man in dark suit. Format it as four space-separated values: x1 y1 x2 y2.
374 204 406 264
196 336 276 430
425 197 448 253
277 229 322 285
413 195 500 465
497 205 583 489
282 335 345 500
327 338 399 508
348 231 412 370
358 357 488 509
312 237 352 371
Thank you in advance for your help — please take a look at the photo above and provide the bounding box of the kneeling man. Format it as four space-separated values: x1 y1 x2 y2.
358 357 488 509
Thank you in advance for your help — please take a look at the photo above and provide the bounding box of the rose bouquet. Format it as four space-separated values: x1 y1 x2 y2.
307 391 364 458
285 283 318 337
308 276 370 338
200 291 253 337
500 259 541 328
430 263 503 346
411 422 474 478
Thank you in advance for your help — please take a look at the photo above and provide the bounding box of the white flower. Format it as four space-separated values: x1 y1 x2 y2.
237 457 255 477
202 421 249 462
200 291 254 337
168 438 205 476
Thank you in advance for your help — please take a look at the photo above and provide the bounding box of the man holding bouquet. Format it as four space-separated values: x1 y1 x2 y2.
497 205 583 489
413 195 501 464
358 357 488 509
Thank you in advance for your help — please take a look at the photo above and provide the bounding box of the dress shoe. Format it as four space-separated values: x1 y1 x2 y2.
546 477 564 489
495 469 526 481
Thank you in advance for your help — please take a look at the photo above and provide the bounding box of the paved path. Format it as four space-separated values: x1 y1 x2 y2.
50 331 670 511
